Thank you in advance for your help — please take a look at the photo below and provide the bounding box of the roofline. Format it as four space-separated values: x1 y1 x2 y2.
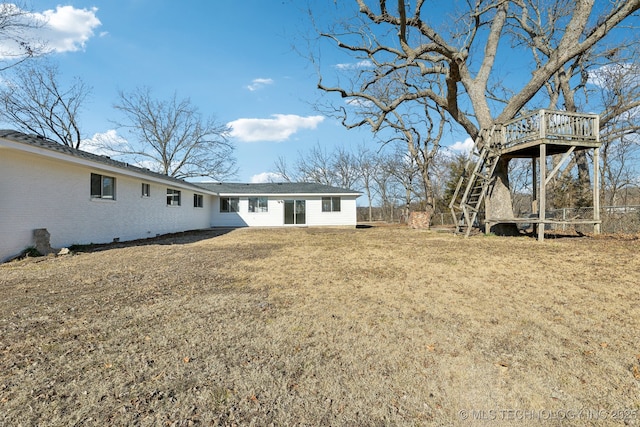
214 191 361 197
195 182 362 197
0 132 363 198
0 133 217 195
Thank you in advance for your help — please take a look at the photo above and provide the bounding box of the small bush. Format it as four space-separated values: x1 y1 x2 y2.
21 246 42 258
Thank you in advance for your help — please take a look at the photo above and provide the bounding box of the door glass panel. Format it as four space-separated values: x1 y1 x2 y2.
284 200 294 224
295 200 306 224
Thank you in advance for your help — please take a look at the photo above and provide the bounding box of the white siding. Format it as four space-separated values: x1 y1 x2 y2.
0 149 212 262
305 196 358 227
210 196 358 227
211 198 284 227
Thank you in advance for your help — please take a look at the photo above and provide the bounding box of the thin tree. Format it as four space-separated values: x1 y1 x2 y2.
274 143 361 189
108 87 236 180
295 143 337 185
354 143 380 222
332 146 362 189
593 56 640 206
273 156 296 182
0 61 89 148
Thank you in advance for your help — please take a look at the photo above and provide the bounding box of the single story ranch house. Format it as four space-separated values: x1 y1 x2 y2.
0 130 361 262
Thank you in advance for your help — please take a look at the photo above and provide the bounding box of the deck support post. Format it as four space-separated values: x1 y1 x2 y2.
593 146 601 235
532 157 538 236
538 144 546 242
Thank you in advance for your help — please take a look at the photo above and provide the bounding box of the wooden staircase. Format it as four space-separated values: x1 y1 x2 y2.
449 126 500 236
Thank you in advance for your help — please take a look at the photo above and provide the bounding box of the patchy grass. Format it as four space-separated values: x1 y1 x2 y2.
1 226 640 426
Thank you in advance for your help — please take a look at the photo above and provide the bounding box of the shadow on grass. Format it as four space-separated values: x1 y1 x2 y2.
518 229 593 240
69 227 237 254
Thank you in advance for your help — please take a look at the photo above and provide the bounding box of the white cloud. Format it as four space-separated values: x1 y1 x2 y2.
246 78 274 91
82 130 170 172
346 98 374 108
335 60 373 70
81 130 129 156
40 6 101 53
251 172 285 183
0 5 101 59
449 137 474 154
227 114 325 142
588 63 640 88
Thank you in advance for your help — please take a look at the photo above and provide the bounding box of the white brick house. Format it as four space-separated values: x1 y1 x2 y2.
0 130 361 262
202 182 360 228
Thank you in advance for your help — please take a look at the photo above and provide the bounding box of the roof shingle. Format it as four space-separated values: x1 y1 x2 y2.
197 182 361 195
1 130 361 196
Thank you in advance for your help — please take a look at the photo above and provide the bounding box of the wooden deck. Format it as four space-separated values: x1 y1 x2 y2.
496 110 600 157
487 110 602 241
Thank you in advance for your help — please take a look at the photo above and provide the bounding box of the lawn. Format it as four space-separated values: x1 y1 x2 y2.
1 226 639 426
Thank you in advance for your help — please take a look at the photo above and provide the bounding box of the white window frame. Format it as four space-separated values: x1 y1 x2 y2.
322 196 341 212
248 197 268 213
220 197 239 213
193 193 204 208
91 173 116 200
167 188 181 206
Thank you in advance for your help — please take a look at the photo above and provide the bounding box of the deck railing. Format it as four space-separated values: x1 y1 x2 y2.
498 109 600 150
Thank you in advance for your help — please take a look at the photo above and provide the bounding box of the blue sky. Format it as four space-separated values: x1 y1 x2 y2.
3 0 427 183
6 2 631 184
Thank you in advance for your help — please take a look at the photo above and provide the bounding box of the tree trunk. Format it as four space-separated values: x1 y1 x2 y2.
574 151 592 207
485 158 520 235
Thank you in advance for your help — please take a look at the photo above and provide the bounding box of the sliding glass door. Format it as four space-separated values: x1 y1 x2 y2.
284 200 305 225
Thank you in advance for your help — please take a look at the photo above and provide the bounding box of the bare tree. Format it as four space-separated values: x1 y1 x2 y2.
320 59 448 214
372 154 403 222
295 143 338 185
274 142 361 189
273 156 296 182
315 0 640 233
385 101 446 212
510 3 640 209
381 144 421 221
0 3 46 71
354 143 380 221
593 58 640 206
107 87 236 180
332 146 362 189
0 61 89 147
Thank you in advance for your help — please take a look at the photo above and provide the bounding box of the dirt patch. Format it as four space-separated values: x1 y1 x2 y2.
1 227 639 425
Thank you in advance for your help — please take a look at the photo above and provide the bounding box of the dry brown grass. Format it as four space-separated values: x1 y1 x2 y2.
1 226 640 426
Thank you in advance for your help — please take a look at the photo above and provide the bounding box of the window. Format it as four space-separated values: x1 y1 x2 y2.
167 189 181 206
193 193 204 208
322 197 341 212
141 183 150 197
220 197 239 213
248 197 268 213
91 173 115 199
